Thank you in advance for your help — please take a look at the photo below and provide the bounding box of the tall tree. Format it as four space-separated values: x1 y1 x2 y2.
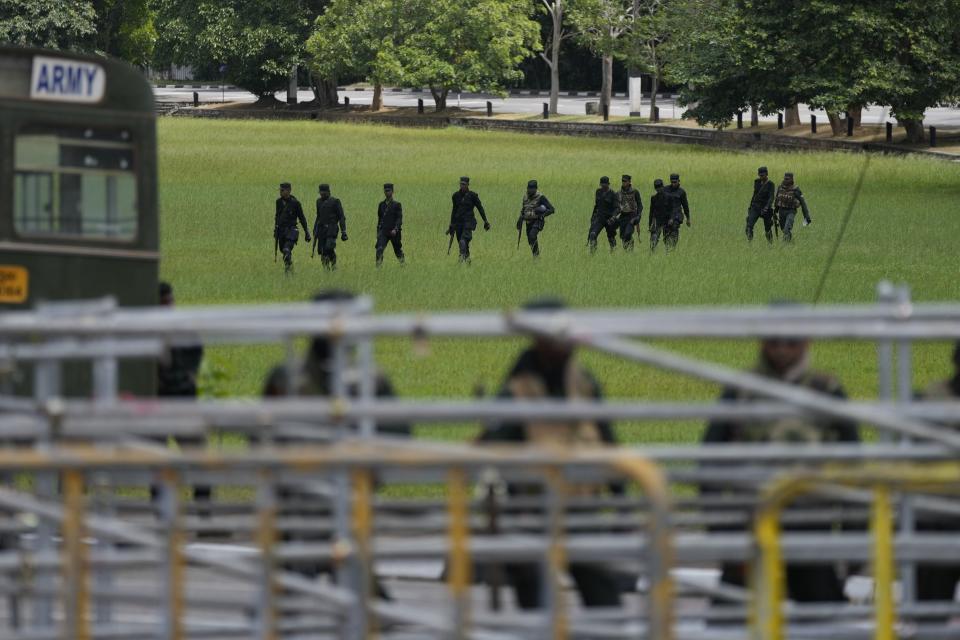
91 0 156 67
307 0 410 111
155 0 327 102
398 0 541 111
538 0 576 114
567 0 631 112
621 0 669 120
0 0 97 51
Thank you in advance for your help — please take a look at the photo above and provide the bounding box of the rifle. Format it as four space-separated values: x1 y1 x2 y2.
311 225 318 258
772 209 780 238
516 218 523 250
447 229 455 255
274 227 279 262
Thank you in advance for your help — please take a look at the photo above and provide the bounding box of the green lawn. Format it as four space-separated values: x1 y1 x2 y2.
158 118 960 444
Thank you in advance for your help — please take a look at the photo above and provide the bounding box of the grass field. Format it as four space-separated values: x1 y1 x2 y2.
158 118 960 444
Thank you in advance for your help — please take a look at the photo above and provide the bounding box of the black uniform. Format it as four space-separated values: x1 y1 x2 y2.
516 191 555 257
774 179 811 243
587 186 620 253
275 195 310 271
617 187 643 251
376 198 404 266
746 176 776 242
702 356 859 603
314 195 347 269
665 184 691 225
479 347 623 610
649 186 683 252
449 188 489 262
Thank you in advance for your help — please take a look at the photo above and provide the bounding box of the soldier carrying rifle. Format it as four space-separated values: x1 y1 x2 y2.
515 179 555 258
274 182 311 273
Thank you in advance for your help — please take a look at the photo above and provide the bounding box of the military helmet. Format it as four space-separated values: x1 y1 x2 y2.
599 176 610 184
527 179 538 189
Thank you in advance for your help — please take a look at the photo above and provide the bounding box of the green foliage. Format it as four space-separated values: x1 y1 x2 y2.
92 0 157 66
154 0 325 97
158 118 960 443
395 0 542 107
0 0 97 50
567 0 631 58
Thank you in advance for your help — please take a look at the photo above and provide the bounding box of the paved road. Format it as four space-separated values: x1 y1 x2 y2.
154 86 960 128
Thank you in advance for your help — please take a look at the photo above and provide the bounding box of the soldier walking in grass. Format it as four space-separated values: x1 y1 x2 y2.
587 176 620 254
313 183 347 270
515 179 555 258
275 182 311 273
774 172 812 243
448 176 491 264
375 183 405 267
649 178 684 252
746 166 776 243
666 173 692 228
617 174 643 251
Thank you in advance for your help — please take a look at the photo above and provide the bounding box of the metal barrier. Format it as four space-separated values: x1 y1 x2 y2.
753 463 960 640
2 281 960 638
0 443 674 640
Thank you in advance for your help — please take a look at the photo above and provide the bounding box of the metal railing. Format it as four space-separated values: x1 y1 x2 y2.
0 281 959 638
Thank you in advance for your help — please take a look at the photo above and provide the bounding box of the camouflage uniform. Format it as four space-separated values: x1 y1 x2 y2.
702 353 859 602
774 173 811 243
516 180 555 257
617 175 643 251
479 346 623 610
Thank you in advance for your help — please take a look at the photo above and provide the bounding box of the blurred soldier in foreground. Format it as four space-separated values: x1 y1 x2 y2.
478 298 624 610
587 176 619 254
746 166 776 243
274 182 311 273
515 179 555 257
375 183 404 267
774 172 812 243
617 174 643 251
263 290 410 587
156 282 209 504
649 179 683 252
702 331 859 603
313 183 347 270
916 341 960 607
448 176 490 264
666 173 691 228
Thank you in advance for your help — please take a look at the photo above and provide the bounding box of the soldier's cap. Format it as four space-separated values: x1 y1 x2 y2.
522 296 566 312
784 172 794 179
670 173 680 181
279 182 291 190
622 174 631 181
158 281 173 298
318 183 330 192
383 183 394 190
653 178 664 187
599 176 610 184
460 176 470 184
758 166 768 175
527 179 538 189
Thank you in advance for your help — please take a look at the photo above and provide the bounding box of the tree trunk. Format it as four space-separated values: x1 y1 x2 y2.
784 103 801 127
309 71 338 108
750 104 759 127
649 73 659 121
846 104 862 128
601 55 613 111
431 86 448 111
372 83 383 111
901 118 925 143
826 111 844 136
548 8 561 115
